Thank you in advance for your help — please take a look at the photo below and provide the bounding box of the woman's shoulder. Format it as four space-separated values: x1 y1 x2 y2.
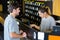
49 16 55 21
49 16 55 19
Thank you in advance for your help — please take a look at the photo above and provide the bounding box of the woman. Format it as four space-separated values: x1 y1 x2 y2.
30 7 56 32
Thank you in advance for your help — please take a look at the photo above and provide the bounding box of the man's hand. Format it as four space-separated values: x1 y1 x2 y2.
22 32 27 38
20 30 27 38
20 30 23 34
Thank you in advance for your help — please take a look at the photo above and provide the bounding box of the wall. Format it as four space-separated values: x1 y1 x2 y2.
53 0 60 16
0 4 3 12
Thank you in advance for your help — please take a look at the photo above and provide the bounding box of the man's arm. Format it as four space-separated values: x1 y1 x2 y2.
10 32 26 38
9 20 26 38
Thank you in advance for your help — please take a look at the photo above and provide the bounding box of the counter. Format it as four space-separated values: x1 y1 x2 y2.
18 20 60 40
56 20 60 25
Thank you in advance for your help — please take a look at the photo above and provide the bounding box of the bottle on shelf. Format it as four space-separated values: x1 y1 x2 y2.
37 13 39 16
37 18 39 21
25 13 29 17
34 7 38 11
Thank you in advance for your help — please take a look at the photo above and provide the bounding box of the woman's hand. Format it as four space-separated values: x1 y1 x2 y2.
30 24 40 30
30 24 36 28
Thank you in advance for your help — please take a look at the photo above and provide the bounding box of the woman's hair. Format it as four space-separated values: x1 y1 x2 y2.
8 3 20 13
38 7 50 15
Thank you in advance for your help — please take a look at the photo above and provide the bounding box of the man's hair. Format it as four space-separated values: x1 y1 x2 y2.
8 3 20 13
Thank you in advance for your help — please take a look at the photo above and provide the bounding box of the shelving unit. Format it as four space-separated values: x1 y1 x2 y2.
23 1 52 26
24 1 45 26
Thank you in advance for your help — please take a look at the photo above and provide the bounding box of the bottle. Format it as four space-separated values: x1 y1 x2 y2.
37 13 39 16
37 18 38 21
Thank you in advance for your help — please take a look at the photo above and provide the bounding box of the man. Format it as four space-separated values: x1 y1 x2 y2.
4 3 27 40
